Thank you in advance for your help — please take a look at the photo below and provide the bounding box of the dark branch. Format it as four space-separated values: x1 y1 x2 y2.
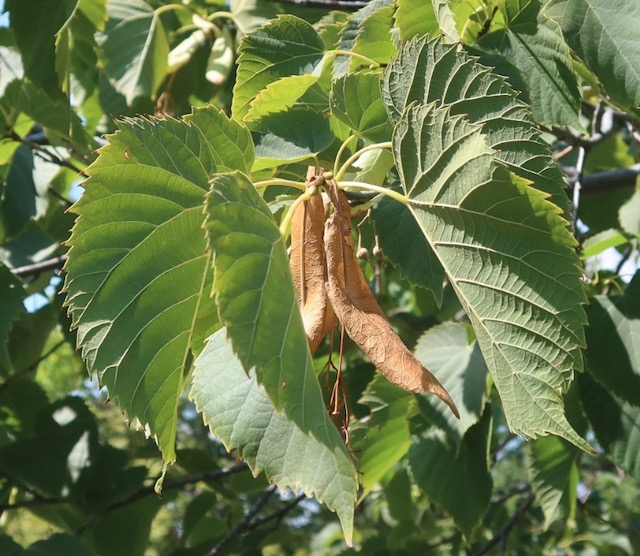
567 164 640 195
12 255 68 278
473 493 535 556
207 485 278 556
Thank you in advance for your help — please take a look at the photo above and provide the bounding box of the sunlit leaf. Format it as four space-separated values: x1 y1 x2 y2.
393 0 439 40
232 15 326 121
382 36 571 214
395 102 590 450
330 70 391 143
546 0 640 112
334 0 396 77
474 0 581 127
191 329 357 542
581 229 637 259
64 106 251 462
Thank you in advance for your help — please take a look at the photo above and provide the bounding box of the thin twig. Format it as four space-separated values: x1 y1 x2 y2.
75 463 248 533
0 339 67 394
473 493 535 556
244 493 306 532
571 146 586 227
207 485 278 555
12 255 68 278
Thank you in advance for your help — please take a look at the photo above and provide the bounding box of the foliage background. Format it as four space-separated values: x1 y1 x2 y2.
1 0 640 554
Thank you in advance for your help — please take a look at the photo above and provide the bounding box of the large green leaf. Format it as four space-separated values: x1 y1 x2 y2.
0 265 25 372
474 0 580 128
63 106 252 463
232 15 326 121
527 436 579 529
580 373 640 480
333 0 396 78
329 69 391 143
409 408 493 538
382 36 571 214
191 329 356 541
414 323 488 445
546 0 640 112
394 102 590 451
205 171 341 431
585 273 640 406
393 0 438 40
98 0 169 104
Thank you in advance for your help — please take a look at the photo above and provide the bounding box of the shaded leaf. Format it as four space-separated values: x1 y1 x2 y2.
0 265 25 371
414 323 488 445
527 436 580 529
330 69 391 143
579 373 640 480
232 15 326 121
191 329 357 541
395 102 590 450
474 0 580 127
546 0 640 112
334 0 396 78
620 189 640 235
409 407 493 538
372 194 445 304
0 29 24 97
5 0 76 98
99 0 169 104
246 75 319 122
251 108 334 171
64 107 249 462
585 273 640 406
352 375 413 500
382 36 571 214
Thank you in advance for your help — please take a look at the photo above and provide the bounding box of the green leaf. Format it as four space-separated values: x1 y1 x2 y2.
527 436 580 529
63 106 251 463
231 0 282 36
620 189 640 235
334 0 396 77
395 102 590 451
5 0 76 98
232 15 326 121
352 375 413 501
245 75 319 122
330 70 391 143
372 195 445 304
409 408 493 538
25 534 94 556
474 0 581 128
0 30 24 97
414 323 488 445
98 0 169 104
191 329 357 541
0 265 25 371
585 274 640 407
432 0 460 42
251 108 334 171
581 229 637 259
546 0 640 112
205 171 347 437
579 373 640 480
342 148 394 187
393 0 439 40
382 36 571 214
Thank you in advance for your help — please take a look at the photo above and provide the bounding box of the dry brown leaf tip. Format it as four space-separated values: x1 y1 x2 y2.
323 182 459 418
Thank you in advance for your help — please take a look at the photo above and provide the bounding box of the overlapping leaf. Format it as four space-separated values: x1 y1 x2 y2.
394 102 590 450
98 0 169 104
232 15 326 121
191 329 357 542
333 0 396 77
0 265 25 372
63 106 252 462
474 0 581 128
409 408 493 538
382 36 571 214
546 0 640 112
